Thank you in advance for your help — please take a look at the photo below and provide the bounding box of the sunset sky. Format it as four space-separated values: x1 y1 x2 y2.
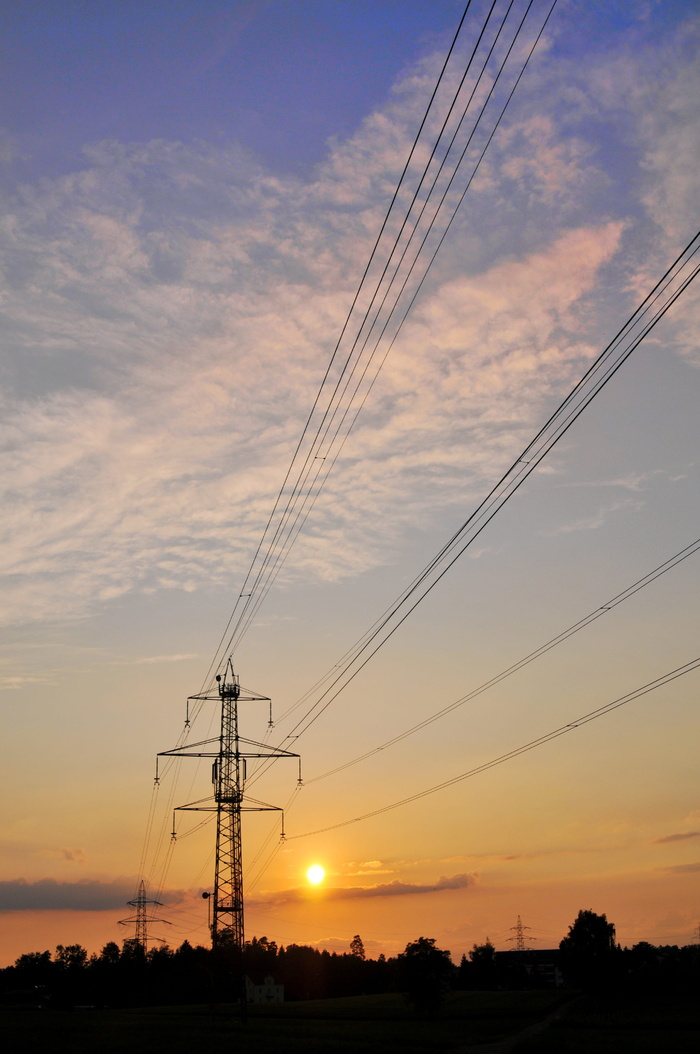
1 0 699 967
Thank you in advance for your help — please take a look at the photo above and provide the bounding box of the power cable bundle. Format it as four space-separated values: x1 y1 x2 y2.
136 0 700 913
198 0 559 698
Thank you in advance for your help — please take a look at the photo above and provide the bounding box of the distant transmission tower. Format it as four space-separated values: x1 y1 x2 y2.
118 880 170 951
507 915 534 952
159 661 299 1000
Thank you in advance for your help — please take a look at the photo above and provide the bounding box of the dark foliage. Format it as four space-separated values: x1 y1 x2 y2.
2 914 697 1010
1 935 399 1009
396 937 454 1017
559 909 619 991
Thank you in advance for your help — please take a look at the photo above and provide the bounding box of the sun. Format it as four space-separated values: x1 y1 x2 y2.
306 864 325 885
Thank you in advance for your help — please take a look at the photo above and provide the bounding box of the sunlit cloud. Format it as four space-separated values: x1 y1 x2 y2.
0 40 633 630
109 653 199 666
0 674 53 691
541 497 645 536
251 872 476 906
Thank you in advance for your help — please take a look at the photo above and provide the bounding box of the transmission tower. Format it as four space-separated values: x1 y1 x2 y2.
118 880 170 951
507 915 534 952
158 661 300 996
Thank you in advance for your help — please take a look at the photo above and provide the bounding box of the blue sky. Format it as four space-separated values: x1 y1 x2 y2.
1 0 699 964
2 0 464 177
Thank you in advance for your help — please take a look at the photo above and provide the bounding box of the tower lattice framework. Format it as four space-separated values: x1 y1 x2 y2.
118 880 169 951
507 914 534 952
159 660 300 955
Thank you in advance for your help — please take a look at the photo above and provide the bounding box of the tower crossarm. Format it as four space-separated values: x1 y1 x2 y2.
155 660 300 1017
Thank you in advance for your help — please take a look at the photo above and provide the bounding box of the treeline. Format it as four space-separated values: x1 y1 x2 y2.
2 913 699 1010
1 933 497 1009
555 909 700 994
2 935 400 1008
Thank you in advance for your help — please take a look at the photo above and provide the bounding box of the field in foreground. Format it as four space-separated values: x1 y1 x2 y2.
512 990 699 1054
2 989 698 1053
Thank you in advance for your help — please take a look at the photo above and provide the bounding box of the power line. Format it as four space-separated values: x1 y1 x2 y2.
143 0 559 903
229 0 557 660
200 0 557 686
265 232 700 749
286 655 700 839
196 0 478 692
303 535 700 784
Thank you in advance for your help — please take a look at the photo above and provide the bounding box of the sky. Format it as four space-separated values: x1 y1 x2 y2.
1 0 699 967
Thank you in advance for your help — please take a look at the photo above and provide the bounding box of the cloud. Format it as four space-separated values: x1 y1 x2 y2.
0 877 182 912
0 674 53 691
662 862 700 875
564 470 666 492
339 859 394 877
541 497 645 536
252 872 475 906
108 653 199 666
39 848 88 864
654 832 700 845
1 9 696 630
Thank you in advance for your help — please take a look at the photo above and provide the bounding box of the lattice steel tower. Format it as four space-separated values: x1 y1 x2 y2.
159 660 300 954
507 914 534 952
118 880 169 951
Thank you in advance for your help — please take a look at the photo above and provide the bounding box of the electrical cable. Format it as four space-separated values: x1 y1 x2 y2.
261 232 700 753
223 0 546 657
286 655 700 839
138 0 549 902
197 0 479 692
304 534 700 784
204 0 555 679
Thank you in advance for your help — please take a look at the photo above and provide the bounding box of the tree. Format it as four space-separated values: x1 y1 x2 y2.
13 950 53 986
98 941 121 966
469 940 495 965
468 940 497 989
350 934 366 960
55 944 88 971
559 909 619 990
397 937 453 1016
244 935 279 982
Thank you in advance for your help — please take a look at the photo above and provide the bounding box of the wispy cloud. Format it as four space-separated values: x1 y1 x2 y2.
0 674 53 691
654 832 700 845
661 861 700 875
1 9 697 633
541 497 645 536
563 470 667 492
39 848 88 865
108 653 199 666
252 872 476 906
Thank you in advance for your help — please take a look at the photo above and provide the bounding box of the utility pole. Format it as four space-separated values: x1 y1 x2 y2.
158 660 300 1010
507 915 534 952
118 880 170 952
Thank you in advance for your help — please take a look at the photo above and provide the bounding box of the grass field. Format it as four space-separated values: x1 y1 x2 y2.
512 990 700 1054
1 989 697 1053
